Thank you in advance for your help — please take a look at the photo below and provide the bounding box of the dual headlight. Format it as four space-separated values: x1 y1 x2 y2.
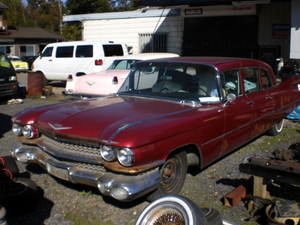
12 124 39 139
100 145 134 167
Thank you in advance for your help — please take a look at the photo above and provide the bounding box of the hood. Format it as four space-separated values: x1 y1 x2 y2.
13 96 221 147
74 70 130 95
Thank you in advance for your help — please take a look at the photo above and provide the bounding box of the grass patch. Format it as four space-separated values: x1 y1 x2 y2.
64 212 114 225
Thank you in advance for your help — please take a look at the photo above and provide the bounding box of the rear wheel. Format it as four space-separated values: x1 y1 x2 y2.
136 195 209 225
267 119 284 136
147 151 187 202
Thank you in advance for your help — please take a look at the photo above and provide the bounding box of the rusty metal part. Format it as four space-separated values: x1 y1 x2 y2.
239 156 300 186
272 142 300 161
223 185 247 207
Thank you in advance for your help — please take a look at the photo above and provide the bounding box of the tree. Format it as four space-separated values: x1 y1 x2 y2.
66 0 112 15
1 0 25 26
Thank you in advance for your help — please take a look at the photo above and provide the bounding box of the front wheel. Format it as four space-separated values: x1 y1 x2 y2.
136 195 209 225
266 119 284 136
147 151 187 202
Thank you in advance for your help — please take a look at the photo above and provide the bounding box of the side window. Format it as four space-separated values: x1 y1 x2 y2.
103 45 124 57
261 69 272 89
220 69 242 97
242 68 260 93
56 46 74 58
42 47 53 57
76 45 93 57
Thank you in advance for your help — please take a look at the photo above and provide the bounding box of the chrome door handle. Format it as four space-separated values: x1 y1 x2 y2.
247 101 254 105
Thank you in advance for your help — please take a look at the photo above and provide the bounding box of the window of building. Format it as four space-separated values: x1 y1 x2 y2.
0 46 13 55
139 33 168 53
20 46 34 57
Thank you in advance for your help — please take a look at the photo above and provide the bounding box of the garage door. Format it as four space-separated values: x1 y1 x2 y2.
182 16 258 58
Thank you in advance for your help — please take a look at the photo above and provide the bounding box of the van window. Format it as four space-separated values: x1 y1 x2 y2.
103 45 124 57
42 47 53 57
56 46 74 58
76 45 93 58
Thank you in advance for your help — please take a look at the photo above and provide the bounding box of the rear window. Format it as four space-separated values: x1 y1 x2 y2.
103 45 124 57
56 46 74 58
76 45 93 58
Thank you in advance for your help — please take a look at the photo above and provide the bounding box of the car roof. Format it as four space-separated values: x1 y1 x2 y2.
114 53 179 60
137 56 271 71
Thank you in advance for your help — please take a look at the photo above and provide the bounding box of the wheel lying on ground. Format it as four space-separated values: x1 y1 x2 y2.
136 195 209 225
0 177 40 217
201 208 223 225
147 151 187 202
266 119 284 136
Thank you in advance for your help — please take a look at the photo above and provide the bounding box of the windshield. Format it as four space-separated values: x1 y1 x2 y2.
107 59 141 70
0 54 13 69
118 61 222 103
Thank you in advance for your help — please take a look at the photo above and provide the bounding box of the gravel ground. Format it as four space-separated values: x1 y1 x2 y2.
1 93 300 225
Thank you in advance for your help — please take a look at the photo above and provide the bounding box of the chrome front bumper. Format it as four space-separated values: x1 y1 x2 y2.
11 145 160 201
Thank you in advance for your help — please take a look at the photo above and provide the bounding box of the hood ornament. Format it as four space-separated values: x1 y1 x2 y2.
86 81 96 87
48 123 72 130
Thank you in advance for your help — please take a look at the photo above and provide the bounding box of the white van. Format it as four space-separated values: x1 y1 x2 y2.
31 41 129 81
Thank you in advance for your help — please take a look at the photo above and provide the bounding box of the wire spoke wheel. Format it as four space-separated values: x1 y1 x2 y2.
136 195 209 225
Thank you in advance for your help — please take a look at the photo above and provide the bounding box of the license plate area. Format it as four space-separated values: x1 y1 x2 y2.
46 162 69 181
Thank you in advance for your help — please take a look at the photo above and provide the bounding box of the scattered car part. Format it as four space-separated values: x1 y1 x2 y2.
136 195 213 225
266 199 300 225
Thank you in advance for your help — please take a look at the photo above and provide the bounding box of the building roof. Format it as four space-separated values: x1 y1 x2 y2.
0 26 66 41
0 2 8 9
63 8 180 22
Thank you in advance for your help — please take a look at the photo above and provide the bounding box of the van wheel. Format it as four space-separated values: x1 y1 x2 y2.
147 151 187 202
136 195 209 225
267 119 284 136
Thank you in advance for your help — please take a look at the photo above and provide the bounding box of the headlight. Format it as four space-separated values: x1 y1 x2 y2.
9 76 17 81
12 123 23 136
22 125 39 139
117 148 134 166
100 145 116 161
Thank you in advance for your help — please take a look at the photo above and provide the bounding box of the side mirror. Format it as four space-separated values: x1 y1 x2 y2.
223 93 236 107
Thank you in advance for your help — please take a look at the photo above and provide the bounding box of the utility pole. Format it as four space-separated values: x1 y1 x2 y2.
58 0 62 35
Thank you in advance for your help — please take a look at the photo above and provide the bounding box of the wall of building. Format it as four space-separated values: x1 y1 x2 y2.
290 0 300 59
83 16 183 55
257 1 291 60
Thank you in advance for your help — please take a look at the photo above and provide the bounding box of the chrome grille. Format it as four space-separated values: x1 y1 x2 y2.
42 135 100 154
41 135 107 172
